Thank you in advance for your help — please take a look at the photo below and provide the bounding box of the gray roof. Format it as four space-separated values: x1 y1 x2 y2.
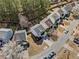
0 28 13 43
34 25 44 35
57 9 64 16
31 24 45 37
15 30 27 42
63 4 73 12
52 13 60 20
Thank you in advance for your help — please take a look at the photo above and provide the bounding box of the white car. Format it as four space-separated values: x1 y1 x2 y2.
64 29 69 34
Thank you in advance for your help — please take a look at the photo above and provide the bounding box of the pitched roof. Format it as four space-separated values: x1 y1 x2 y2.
31 24 45 37
0 28 13 43
15 30 27 42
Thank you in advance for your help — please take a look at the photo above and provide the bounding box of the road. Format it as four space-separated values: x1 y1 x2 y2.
29 20 79 59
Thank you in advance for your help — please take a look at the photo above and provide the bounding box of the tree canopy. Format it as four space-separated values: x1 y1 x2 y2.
0 0 50 21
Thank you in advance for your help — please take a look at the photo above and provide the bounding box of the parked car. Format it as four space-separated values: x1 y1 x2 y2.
43 52 56 59
51 52 56 55
48 52 56 59
44 57 48 59
17 41 29 50
73 38 79 45
64 29 69 34
0 40 3 47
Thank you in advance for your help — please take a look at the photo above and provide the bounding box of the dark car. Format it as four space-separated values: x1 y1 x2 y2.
17 41 29 50
48 52 56 59
64 30 69 34
0 40 3 47
48 54 53 59
65 13 70 18
73 38 79 45
51 52 56 55
44 57 48 59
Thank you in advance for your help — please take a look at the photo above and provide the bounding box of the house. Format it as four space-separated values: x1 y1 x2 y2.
51 12 60 21
48 13 56 24
56 8 65 19
14 30 29 49
50 12 61 24
61 3 73 15
40 18 49 29
60 4 73 18
14 30 27 42
70 2 76 7
71 3 79 17
74 1 79 5
0 28 13 45
30 24 45 37
64 4 73 12
40 15 55 29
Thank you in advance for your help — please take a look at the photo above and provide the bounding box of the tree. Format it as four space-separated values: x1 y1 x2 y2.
0 0 50 30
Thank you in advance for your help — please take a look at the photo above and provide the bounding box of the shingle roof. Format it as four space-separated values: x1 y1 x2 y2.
0 28 13 43
31 24 45 37
15 30 27 42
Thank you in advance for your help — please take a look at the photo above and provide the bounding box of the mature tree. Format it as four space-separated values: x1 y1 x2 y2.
0 0 50 30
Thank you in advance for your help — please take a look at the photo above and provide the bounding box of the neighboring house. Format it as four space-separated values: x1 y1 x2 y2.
56 8 65 19
48 13 56 24
62 3 73 14
51 12 61 21
51 12 61 24
14 30 27 42
40 18 49 29
40 11 61 29
74 0 79 5
40 16 54 30
0 28 13 44
72 4 79 17
30 24 45 37
60 4 72 18
14 30 29 50
70 2 76 7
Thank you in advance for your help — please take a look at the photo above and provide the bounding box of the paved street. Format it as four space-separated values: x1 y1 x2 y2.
29 20 79 59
